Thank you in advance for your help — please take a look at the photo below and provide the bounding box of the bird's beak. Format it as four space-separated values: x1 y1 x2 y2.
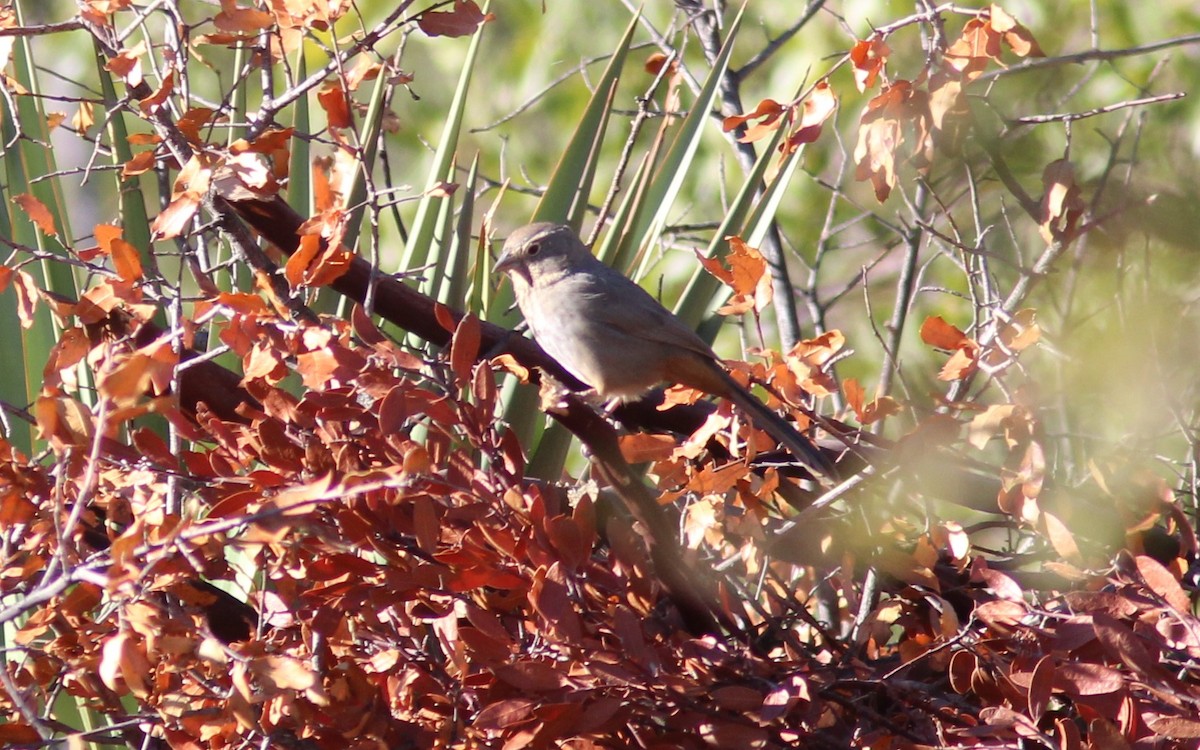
493 247 532 286
493 248 516 276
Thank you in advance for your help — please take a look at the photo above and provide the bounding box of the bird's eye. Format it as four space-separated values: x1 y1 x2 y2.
527 242 541 256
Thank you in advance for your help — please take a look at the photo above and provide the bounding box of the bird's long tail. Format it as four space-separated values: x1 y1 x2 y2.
715 367 839 482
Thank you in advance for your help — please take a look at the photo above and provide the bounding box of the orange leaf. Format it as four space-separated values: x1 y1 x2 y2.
105 42 145 87
990 4 1045 58
617 433 677 463
784 81 837 149
110 237 144 281
121 149 157 178
643 52 675 76
215 0 273 32
844 377 864 418
722 98 786 143
853 81 932 202
176 106 215 143
850 36 890 92
919 315 969 349
715 236 772 315
12 193 58 237
316 81 353 130
938 345 979 380
11 268 38 329
99 632 150 697
138 68 175 115
150 193 201 240
35 395 95 449
284 236 352 289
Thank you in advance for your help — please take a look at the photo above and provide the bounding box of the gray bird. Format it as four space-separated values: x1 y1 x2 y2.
494 222 837 481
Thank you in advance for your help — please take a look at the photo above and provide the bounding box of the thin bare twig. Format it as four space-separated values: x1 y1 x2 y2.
1009 92 1184 125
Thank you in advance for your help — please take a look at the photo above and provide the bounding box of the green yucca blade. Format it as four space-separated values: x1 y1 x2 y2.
672 82 803 333
495 11 641 479
442 154 480 307
624 2 746 280
0 205 32 452
287 52 313 217
490 9 640 324
401 1 491 287
529 19 641 230
0 3 82 453
341 48 391 258
91 40 162 330
593 152 653 267
531 11 640 229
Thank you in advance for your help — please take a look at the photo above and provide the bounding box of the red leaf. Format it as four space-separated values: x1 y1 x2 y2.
475 698 536 730
1027 655 1055 723
450 314 481 389
1092 612 1168 681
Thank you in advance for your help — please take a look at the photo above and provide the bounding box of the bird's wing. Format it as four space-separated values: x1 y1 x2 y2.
569 263 718 360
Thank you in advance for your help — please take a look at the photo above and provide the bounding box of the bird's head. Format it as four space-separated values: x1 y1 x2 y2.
494 222 585 286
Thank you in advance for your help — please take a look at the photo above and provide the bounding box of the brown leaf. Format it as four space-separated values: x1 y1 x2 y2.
35 395 95 449
853 80 932 202
0 725 42 744
1134 555 1191 612
617 432 677 463
1039 158 1085 243
138 68 175 115
1054 661 1124 696
1092 612 1168 681
710 685 763 712
493 661 565 692
530 563 582 641
1042 511 1081 562
150 193 201 240
945 18 1001 81
418 0 492 38
643 52 675 76
10 268 38 328
1147 716 1200 739
475 698 536 730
